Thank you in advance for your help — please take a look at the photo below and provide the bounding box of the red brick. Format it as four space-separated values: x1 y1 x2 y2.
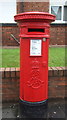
48 67 53 76
51 67 58 76
61 67 67 76
64 70 67 76
49 76 65 81
0 83 2 86
2 93 19 102
49 80 66 86
61 67 66 70
5 68 10 78
16 68 20 78
0 68 5 78
2 78 9 83
10 68 16 77
17 2 49 13
48 86 65 98
50 25 66 45
2 25 20 46
2 87 19 95
56 67 64 76
0 68 2 78
0 88 2 93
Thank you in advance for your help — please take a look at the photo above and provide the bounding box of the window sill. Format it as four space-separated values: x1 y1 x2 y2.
51 21 67 24
51 22 67 26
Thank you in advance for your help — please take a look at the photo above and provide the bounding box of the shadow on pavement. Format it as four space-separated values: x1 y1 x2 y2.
2 99 66 119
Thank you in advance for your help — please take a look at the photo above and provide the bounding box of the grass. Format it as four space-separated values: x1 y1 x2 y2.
49 47 66 67
1 48 20 68
0 47 66 67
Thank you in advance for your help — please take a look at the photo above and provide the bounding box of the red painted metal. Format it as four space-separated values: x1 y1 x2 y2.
14 12 55 102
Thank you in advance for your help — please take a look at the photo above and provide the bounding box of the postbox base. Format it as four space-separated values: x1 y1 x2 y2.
19 99 48 118
19 99 48 106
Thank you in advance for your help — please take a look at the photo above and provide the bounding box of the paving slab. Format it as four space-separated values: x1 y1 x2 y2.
2 99 66 119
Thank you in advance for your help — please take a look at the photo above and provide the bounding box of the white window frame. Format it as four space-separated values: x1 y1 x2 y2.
49 5 67 23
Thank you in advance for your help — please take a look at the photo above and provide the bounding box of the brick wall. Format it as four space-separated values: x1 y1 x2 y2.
1 23 66 46
50 24 67 45
1 67 66 102
17 2 49 13
2 24 20 46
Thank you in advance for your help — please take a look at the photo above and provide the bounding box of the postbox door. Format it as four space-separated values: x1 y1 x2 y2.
20 38 49 102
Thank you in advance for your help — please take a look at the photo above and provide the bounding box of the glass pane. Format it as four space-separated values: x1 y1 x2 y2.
51 6 59 15
51 6 61 20
64 6 67 21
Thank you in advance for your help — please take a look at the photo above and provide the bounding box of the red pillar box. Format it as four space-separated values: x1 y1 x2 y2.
14 12 55 105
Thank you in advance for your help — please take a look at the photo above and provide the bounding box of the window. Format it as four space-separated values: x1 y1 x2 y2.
50 5 67 23
51 6 62 20
64 6 67 21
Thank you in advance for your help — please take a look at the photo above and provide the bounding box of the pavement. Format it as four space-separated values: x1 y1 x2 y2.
1 99 67 119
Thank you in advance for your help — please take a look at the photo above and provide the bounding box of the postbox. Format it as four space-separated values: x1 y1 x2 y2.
14 12 55 105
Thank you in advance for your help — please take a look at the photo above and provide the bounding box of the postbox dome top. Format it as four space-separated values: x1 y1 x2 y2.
14 11 56 23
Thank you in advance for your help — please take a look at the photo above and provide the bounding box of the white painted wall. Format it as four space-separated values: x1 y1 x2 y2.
0 0 16 23
50 0 67 5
